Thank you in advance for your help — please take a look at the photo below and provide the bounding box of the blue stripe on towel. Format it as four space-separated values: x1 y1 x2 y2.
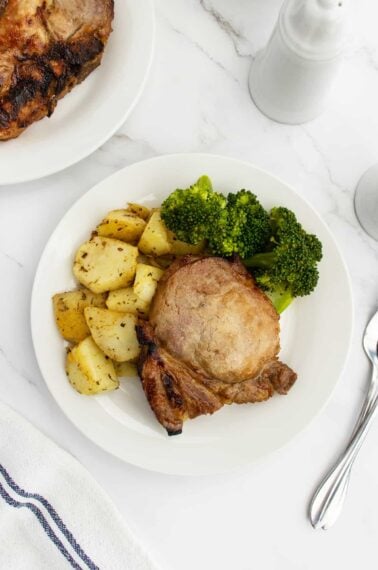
0 482 84 570
0 464 99 570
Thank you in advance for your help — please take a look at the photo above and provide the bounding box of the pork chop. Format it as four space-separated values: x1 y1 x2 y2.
0 0 113 140
137 256 297 435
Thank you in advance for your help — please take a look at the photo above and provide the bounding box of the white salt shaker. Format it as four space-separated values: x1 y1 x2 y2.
249 0 349 124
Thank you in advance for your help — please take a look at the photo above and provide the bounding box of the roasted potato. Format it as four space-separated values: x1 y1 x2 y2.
133 263 164 304
127 203 151 220
136 253 161 267
136 254 175 271
168 232 206 256
66 337 119 395
151 255 175 270
96 210 146 243
115 361 138 378
73 236 138 294
52 289 107 343
84 307 140 362
138 211 172 256
106 287 149 316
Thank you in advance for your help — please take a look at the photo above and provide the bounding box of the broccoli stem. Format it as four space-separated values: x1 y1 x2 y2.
197 175 213 191
266 290 293 314
244 252 293 313
243 252 276 269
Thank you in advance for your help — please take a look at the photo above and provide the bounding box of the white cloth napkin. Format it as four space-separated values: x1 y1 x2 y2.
0 401 159 570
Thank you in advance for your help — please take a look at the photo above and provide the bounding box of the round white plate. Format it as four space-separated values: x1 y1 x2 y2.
0 0 155 186
31 154 353 475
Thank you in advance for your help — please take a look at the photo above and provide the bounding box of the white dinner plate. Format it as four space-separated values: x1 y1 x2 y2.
31 154 353 475
0 0 155 186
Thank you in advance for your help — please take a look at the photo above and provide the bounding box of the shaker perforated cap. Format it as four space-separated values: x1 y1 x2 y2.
279 0 349 59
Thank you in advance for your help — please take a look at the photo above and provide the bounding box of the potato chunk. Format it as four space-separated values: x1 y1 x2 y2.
52 289 107 343
106 287 149 316
66 337 119 395
151 255 175 270
115 361 138 378
133 263 164 304
127 203 151 220
138 211 172 256
85 307 140 362
96 210 146 243
168 232 206 256
73 236 138 294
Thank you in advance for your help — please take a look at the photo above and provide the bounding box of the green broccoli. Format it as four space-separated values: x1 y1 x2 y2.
208 189 271 258
244 207 323 313
161 175 227 245
161 177 270 258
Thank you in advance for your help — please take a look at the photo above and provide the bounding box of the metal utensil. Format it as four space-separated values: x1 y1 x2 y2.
309 309 378 530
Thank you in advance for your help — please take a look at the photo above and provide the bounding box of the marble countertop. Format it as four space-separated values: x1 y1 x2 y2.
1 1 378 568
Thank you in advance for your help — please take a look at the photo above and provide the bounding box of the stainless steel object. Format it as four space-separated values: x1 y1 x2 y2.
309 310 378 529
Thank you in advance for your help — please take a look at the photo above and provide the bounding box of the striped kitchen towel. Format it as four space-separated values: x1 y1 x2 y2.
0 401 159 570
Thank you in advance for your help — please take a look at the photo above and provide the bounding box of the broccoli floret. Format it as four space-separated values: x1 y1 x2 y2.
161 175 227 245
244 207 323 312
208 189 271 258
161 178 270 257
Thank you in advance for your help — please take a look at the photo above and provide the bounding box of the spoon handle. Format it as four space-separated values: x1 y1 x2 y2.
309 376 378 530
353 367 378 435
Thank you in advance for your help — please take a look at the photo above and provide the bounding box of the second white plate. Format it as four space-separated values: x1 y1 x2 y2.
31 154 353 475
0 0 155 185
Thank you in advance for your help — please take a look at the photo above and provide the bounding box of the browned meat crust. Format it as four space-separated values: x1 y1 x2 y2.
0 0 114 140
137 256 297 435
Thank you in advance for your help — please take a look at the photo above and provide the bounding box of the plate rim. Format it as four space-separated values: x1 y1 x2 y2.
31 152 354 475
0 0 155 186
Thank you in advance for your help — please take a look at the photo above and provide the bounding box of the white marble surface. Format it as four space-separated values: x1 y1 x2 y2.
1 1 378 568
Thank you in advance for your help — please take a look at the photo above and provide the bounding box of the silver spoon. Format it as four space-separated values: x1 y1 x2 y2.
309 309 378 530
